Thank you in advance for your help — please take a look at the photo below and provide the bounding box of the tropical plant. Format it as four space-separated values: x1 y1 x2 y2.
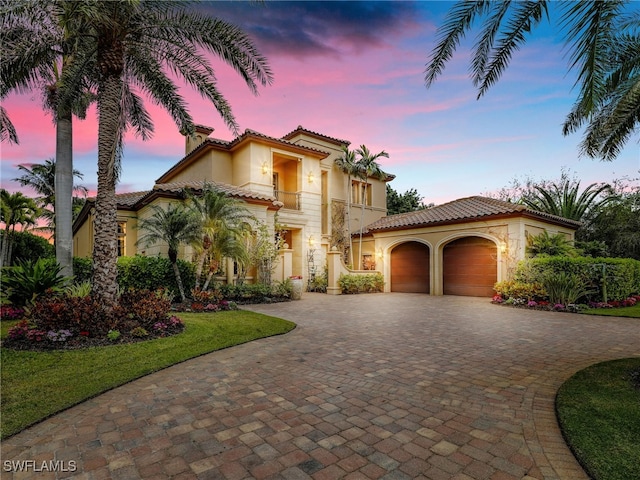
424 1 636 160
521 179 615 222
62 0 272 310
334 146 359 266
526 231 577 257
187 185 253 289
137 204 202 303
0 229 55 265
541 271 592 306
1 1 152 279
354 145 389 269
2 258 69 306
0 189 40 267
13 158 88 237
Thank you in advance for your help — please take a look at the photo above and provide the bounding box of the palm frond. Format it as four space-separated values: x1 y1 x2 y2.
425 1 491 88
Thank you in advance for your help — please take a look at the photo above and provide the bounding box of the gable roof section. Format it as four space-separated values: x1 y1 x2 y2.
73 181 281 234
156 128 330 184
363 196 581 234
281 125 350 147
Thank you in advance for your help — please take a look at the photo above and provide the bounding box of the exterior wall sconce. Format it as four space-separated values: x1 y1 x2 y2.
261 161 269 175
376 248 383 259
308 235 315 247
308 171 315 183
500 242 507 253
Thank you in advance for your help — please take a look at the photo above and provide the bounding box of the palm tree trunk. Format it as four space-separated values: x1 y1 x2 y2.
358 183 366 269
346 174 353 266
171 260 187 303
55 109 74 280
91 73 122 309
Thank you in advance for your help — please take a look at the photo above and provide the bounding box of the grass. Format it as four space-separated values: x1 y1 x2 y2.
0 311 295 439
582 303 640 318
556 357 640 480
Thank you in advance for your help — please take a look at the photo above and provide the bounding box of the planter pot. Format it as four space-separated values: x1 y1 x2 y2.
290 277 303 300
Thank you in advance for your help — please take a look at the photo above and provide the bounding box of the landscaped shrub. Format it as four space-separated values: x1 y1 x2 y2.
338 273 384 294
493 280 547 301
2 258 69 306
215 281 290 304
541 271 593 306
117 255 195 297
72 257 92 284
515 256 640 302
5 288 182 350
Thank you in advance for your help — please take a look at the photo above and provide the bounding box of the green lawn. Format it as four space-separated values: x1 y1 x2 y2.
582 303 640 318
556 357 640 480
0 311 295 439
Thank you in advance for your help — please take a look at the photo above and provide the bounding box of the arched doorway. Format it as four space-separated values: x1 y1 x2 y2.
390 242 430 293
443 237 497 297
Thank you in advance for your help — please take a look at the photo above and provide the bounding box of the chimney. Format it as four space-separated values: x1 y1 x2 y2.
184 124 214 154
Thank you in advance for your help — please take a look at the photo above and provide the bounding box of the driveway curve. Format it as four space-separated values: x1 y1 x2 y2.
2 293 639 479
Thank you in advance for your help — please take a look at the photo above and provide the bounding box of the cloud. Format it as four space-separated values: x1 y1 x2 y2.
198 1 420 58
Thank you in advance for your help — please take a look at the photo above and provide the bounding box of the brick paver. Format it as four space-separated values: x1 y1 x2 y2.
2 293 638 479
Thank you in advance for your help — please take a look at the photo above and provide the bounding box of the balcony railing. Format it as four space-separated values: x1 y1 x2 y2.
274 190 301 210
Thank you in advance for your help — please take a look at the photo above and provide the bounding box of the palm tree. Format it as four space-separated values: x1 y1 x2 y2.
13 158 88 238
0 189 40 267
0 105 18 144
354 145 389 269
2 0 97 279
64 0 272 308
521 179 616 223
526 230 577 257
137 203 202 303
2 1 155 283
424 1 634 160
334 146 359 266
188 185 254 290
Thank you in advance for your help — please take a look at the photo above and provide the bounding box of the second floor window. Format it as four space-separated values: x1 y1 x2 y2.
351 180 372 206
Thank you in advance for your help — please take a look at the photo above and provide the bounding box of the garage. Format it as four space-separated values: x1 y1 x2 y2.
443 237 497 297
391 242 430 293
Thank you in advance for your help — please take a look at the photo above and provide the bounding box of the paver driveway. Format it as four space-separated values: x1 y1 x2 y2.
2 293 639 479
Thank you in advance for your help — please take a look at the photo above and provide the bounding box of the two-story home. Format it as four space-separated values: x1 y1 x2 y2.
73 125 393 283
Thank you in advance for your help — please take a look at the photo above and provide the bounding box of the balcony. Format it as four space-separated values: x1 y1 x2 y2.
274 190 301 210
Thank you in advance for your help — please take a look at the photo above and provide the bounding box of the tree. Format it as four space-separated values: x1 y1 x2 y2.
137 203 202 303
1 230 56 265
424 1 636 160
187 185 254 290
521 179 616 223
0 189 40 267
72 0 272 309
386 185 430 215
526 230 577 257
354 145 389 269
13 158 87 238
334 146 358 266
1 0 98 279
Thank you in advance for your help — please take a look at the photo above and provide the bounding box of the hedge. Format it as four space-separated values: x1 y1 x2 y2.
338 273 384 294
514 256 640 302
72 255 195 298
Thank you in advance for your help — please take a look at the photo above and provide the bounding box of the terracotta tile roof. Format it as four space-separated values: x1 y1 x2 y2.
152 180 276 203
281 125 350 146
85 191 149 208
364 196 582 233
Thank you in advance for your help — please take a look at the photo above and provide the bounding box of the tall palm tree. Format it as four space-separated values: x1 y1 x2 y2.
0 190 40 267
521 179 616 223
137 203 202 303
353 145 389 270
13 158 88 238
63 0 272 308
334 146 359 266
424 1 634 160
188 185 254 290
0 105 18 144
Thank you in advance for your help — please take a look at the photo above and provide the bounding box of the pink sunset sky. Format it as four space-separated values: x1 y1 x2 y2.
2 1 639 205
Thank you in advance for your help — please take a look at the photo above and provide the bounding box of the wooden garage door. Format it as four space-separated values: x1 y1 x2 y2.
443 237 496 297
391 242 430 293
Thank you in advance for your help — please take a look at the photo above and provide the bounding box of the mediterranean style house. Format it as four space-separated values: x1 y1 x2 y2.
73 125 392 284
73 125 580 297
